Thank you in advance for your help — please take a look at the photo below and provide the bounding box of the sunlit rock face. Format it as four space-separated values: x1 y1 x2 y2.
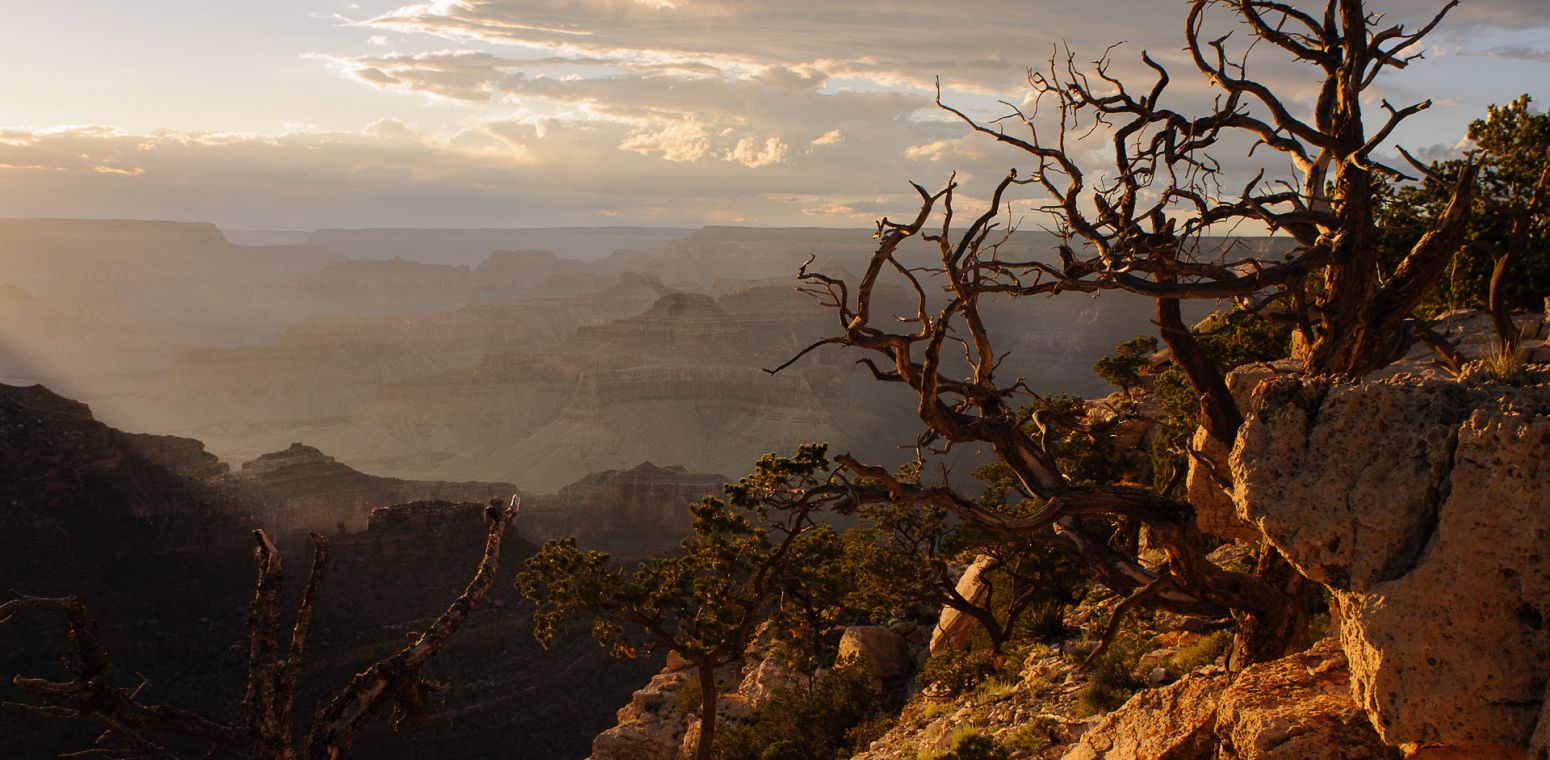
1235 369 1550 756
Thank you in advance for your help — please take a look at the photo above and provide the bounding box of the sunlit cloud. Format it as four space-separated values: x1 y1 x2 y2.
1 0 1546 228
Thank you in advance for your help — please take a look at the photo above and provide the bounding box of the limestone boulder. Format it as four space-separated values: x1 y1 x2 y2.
929 556 993 654
839 625 915 685
1233 370 1550 754
1062 668 1228 760
591 671 693 760
1214 638 1397 759
1065 638 1393 760
1186 361 1290 543
1186 425 1258 542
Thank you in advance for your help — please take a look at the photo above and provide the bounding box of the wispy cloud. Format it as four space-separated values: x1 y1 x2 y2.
1 0 1546 227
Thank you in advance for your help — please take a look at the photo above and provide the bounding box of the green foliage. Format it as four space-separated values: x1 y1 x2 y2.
1019 393 1122 487
919 648 998 696
1124 311 1291 495
1073 632 1153 716
677 672 703 716
516 444 854 756
842 456 1083 657
934 728 1009 760
517 443 841 659
1093 335 1159 395
1380 94 1550 316
1021 600 1067 644
1001 717 1063 753
713 664 893 760
1165 629 1233 674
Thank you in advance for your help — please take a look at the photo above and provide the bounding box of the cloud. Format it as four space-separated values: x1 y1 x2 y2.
725 135 788 168
904 135 985 163
618 119 711 161
811 129 844 146
3 0 1547 229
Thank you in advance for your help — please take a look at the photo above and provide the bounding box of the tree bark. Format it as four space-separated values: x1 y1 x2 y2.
1156 293 1241 443
694 660 718 760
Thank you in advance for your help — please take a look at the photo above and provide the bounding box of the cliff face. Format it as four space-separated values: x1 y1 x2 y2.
119 431 231 484
1233 368 1550 756
0 382 258 757
0 383 656 759
289 501 662 760
0 383 251 576
524 461 728 556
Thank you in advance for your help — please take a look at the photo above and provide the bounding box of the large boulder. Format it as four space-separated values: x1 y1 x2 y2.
1064 638 1393 760
1234 370 1550 755
1214 638 1398 759
839 625 915 685
1187 362 1286 543
929 556 993 654
1062 668 1229 760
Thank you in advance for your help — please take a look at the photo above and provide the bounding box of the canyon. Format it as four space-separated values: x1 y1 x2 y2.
0 381 659 759
0 219 1209 493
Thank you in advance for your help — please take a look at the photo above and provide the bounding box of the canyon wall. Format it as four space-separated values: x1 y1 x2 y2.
523 461 728 557
0 382 657 759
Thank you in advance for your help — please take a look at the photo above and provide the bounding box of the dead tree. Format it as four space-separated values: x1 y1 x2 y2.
779 0 1474 665
0 496 520 760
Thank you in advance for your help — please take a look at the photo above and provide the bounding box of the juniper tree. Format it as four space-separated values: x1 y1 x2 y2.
516 445 853 760
778 0 1475 666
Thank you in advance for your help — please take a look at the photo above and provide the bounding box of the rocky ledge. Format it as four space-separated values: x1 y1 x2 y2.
1233 366 1550 757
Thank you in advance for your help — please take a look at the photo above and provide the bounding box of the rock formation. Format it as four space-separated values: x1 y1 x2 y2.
591 623 928 760
1067 639 1396 760
1233 368 1550 756
0 382 656 760
523 461 727 557
232 442 514 536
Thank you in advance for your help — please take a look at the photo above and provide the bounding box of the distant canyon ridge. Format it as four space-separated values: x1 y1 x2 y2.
0 219 1254 494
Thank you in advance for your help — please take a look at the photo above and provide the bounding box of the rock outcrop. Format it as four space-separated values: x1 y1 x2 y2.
1064 668 1227 760
929 555 993 654
590 641 796 760
1066 639 1395 760
592 623 929 760
838 626 916 687
1233 369 1550 755
120 431 231 484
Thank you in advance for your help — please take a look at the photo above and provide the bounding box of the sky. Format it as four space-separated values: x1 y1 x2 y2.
0 0 1547 230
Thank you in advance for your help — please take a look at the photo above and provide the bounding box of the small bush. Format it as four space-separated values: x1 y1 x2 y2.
1074 633 1152 716
714 663 893 760
1002 716 1063 753
935 727 1009 760
1022 600 1067 644
1166 629 1234 673
920 648 997 696
676 672 702 716
1477 340 1526 384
